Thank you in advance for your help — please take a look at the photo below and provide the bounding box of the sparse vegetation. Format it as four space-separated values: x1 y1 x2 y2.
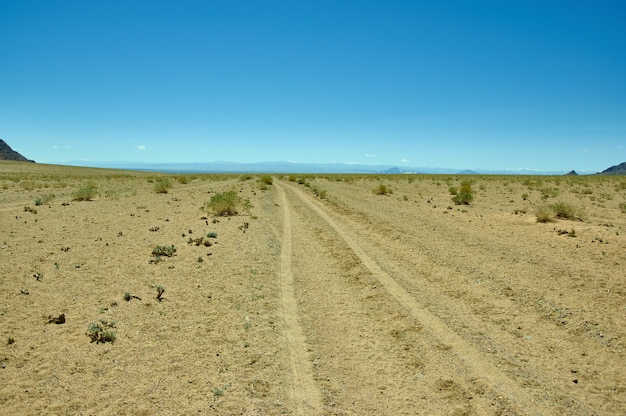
259 175 273 186
535 205 555 223
373 184 392 195
73 183 98 201
154 177 172 194
86 319 116 343
452 181 473 205
35 193 55 206
549 201 583 221
155 285 165 301
202 191 252 216
619 202 626 214
151 244 177 262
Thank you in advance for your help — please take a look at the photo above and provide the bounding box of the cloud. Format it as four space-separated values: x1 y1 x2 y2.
136 145 147 151
365 154 376 158
400 158 410 163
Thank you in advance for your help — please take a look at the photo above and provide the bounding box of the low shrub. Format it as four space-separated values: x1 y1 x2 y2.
619 202 626 214
152 245 177 257
373 184 392 195
452 181 473 205
154 178 172 194
535 205 555 223
259 175 273 186
86 320 116 344
73 183 97 201
549 201 583 221
202 191 252 216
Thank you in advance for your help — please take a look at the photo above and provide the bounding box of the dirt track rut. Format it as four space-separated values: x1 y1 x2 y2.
276 181 533 414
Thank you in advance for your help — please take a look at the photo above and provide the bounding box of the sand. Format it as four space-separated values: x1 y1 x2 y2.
1 161 625 415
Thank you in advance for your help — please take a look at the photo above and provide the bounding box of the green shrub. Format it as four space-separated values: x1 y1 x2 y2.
176 176 189 184
619 202 626 214
373 184 392 195
448 186 458 195
86 320 116 344
154 178 172 194
73 183 97 201
549 201 583 221
35 193 55 206
452 181 473 205
152 245 177 257
202 191 252 216
259 175 273 185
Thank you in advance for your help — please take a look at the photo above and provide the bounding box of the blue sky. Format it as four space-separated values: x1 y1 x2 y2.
1 0 624 172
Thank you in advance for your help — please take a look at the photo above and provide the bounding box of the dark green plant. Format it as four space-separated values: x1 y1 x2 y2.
259 175 273 185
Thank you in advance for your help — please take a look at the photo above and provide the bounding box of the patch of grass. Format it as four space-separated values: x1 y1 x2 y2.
549 201 583 221
540 187 559 201
373 184 392 195
86 319 117 344
152 245 177 257
535 205 555 223
259 175 273 186
448 186 458 195
154 177 172 194
619 202 626 214
73 183 98 201
452 181 473 205
35 193 55 206
202 191 252 216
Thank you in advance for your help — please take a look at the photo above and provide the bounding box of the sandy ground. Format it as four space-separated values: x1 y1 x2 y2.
1 161 625 415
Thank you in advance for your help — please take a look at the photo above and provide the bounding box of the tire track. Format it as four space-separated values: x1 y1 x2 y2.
280 181 548 415
276 184 324 415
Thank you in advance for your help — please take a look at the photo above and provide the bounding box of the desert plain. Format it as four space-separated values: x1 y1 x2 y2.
0 160 625 415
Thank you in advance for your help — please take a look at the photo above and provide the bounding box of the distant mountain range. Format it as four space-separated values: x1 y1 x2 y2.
2 139 625 175
67 160 599 175
0 139 34 162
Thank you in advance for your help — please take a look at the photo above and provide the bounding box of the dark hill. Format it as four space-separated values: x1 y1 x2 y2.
598 162 626 175
565 170 578 176
0 140 34 162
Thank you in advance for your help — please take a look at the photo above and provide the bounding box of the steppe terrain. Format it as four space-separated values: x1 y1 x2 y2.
1 160 625 415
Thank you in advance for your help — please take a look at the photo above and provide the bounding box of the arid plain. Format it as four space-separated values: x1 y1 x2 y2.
1 160 625 415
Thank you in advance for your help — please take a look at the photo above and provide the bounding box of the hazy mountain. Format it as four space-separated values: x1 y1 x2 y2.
65 160 576 175
598 162 626 175
0 139 34 162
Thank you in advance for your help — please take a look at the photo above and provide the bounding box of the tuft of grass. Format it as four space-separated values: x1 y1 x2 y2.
619 202 626 214
154 178 172 194
35 193 55 206
373 184 392 195
73 183 98 201
86 320 117 344
202 191 252 216
549 201 583 221
448 186 458 195
259 175 273 186
535 205 555 223
452 181 473 205
152 245 176 257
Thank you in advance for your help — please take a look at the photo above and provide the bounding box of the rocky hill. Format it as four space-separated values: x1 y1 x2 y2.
598 162 626 175
0 139 34 162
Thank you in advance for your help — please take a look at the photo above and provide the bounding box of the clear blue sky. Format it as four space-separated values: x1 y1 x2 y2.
1 0 624 172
